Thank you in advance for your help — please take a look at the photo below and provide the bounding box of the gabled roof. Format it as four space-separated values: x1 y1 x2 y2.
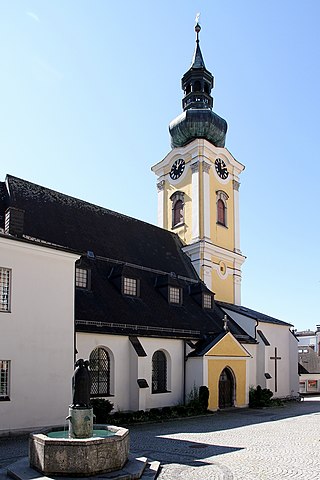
1 175 195 278
1 174 255 342
298 347 320 374
218 301 293 327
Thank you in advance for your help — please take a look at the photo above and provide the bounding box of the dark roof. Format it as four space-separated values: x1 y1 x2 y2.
218 301 293 327
191 43 206 69
1 174 255 342
1 175 195 278
298 347 320 374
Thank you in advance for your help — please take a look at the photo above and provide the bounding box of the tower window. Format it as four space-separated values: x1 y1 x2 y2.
193 80 201 92
186 84 191 95
170 191 185 228
216 191 229 227
204 83 210 94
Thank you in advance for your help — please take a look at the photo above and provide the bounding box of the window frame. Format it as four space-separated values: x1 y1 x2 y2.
122 276 140 297
0 268 11 313
152 350 168 394
0 360 10 401
203 293 213 310
216 190 229 227
170 191 185 229
75 267 91 290
89 347 112 398
168 286 182 305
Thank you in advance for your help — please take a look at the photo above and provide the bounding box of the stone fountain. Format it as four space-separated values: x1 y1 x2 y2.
29 359 129 476
6 359 159 479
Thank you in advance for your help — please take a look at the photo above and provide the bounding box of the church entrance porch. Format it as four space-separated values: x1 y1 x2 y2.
219 367 235 409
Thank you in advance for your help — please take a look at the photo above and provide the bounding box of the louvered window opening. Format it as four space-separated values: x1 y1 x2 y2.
152 351 167 393
217 199 226 225
90 348 110 397
76 268 88 288
173 199 184 226
0 268 10 312
0 360 10 398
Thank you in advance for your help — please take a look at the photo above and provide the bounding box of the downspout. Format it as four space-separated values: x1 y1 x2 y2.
183 340 187 405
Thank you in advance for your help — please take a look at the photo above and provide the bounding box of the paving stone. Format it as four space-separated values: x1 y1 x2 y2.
1 398 320 480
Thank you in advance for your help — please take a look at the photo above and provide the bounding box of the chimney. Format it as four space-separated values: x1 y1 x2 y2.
5 207 25 237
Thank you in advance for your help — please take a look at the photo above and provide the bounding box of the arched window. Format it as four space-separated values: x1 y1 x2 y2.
217 199 226 225
170 191 184 228
185 84 191 95
89 347 111 397
204 82 210 94
216 191 228 227
152 350 167 393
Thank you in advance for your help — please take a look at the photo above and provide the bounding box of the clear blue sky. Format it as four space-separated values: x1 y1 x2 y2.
1 1 319 331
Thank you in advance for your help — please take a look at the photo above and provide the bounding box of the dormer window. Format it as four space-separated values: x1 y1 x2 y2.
123 277 139 297
76 268 90 289
203 293 213 309
169 286 181 305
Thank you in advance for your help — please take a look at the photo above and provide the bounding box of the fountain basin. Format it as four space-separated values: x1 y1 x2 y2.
29 425 129 476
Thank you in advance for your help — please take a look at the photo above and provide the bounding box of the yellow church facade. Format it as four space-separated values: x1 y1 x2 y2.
151 18 257 410
152 138 246 305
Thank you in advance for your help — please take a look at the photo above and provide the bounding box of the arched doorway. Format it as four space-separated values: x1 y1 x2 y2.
219 367 234 408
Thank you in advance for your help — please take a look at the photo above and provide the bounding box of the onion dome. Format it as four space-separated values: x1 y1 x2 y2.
169 19 227 148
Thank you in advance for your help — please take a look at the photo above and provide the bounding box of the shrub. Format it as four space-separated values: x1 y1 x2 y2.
249 385 273 408
91 398 113 423
199 386 209 411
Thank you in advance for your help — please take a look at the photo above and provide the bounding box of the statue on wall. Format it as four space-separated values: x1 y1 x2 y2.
71 359 91 409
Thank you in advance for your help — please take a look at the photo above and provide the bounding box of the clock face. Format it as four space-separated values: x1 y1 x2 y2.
215 158 229 180
170 158 185 180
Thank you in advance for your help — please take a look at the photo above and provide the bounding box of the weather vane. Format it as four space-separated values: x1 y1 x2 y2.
195 12 200 25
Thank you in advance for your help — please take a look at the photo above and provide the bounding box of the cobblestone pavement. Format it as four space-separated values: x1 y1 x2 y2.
1 397 320 480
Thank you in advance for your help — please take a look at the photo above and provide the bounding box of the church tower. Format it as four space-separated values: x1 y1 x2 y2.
151 19 245 305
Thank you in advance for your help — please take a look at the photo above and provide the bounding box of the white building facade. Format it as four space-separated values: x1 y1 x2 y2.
0 235 79 435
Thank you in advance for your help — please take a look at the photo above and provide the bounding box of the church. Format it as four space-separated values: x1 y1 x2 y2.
0 21 298 435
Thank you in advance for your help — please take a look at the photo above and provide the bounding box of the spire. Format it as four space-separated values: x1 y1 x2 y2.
168 16 228 149
191 18 206 69
180 16 214 112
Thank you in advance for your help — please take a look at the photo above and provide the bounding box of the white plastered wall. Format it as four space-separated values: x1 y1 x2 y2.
0 237 78 434
76 334 185 411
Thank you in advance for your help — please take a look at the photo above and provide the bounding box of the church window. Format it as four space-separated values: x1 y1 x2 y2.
0 268 10 312
89 347 111 397
203 293 213 309
169 286 181 305
170 191 185 228
0 360 10 400
75 268 90 289
204 82 210 94
186 84 191 95
152 351 167 393
123 277 139 297
216 191 229 227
